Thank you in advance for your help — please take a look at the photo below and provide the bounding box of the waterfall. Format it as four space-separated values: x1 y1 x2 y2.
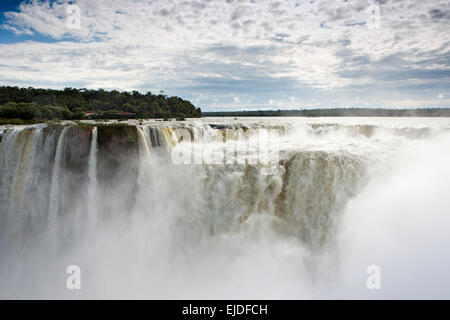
0 130 27 222
0 118 449 298
275 151 364 249
48 127 68 228
137 126 152 160
11 130 34 212
11 129 42 233
87 127 98 228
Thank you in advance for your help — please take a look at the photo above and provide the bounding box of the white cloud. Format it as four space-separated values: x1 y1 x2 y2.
0 0 449 110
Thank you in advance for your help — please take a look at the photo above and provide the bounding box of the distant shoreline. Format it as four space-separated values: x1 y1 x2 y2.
203 108 450 118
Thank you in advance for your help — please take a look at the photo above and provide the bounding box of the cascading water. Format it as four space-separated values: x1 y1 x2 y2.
87 127 98 229
48 127 68 230
0 117 450 299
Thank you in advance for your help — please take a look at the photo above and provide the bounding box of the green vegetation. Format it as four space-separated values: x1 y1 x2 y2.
203 108 450 117
97 123 137 144
0 118 42 125
0 86 201 123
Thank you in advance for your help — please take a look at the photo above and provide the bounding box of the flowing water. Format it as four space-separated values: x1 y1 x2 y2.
0 117 450 299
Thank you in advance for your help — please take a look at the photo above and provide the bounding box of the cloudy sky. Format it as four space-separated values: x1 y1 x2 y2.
0 0 449 111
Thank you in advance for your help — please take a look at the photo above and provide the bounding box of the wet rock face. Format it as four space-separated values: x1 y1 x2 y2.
60 126 92 220
209 124 231 130
97 125 139 213
64 126 92 176
97 125 139 183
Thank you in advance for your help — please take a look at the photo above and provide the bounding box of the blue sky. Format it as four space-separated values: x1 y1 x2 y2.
0 0 449 111
0 0 29 43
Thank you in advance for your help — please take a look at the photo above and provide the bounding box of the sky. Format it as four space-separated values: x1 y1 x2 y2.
0 0 449 111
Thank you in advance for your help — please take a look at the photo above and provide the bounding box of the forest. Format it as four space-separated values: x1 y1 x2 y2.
203 108 450 117
0 86 201 123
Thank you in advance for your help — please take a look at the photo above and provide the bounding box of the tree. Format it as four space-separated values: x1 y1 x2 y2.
0 86 201 121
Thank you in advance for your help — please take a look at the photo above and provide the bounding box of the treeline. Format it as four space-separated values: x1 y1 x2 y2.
203 108 450 117
0 86 201 122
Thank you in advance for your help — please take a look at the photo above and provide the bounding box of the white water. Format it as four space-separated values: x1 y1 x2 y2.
87 127 98 229
0 118 449 299
48 127 67 230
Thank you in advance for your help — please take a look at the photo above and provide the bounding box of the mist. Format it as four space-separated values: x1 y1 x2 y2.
1 117 449 299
